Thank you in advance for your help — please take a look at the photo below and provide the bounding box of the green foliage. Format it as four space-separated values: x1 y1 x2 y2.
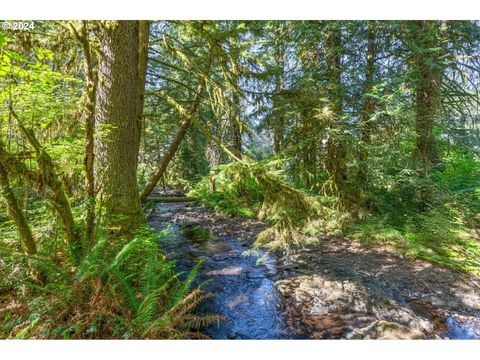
0 226 220 339
346 148 480 273
190 159 349 252
2 20 480 341
189 162 264 217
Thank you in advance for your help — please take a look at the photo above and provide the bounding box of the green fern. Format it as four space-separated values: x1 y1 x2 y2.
3 225 220 339
136 277 175 325
167 259 204 309
108 267 140 316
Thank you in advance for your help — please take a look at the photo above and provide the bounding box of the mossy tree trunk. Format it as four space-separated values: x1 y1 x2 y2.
324 22 347 197
412 20 446 176
70 21 98 246
95 21 145 230
231 90 242 158
229 34 242 159
13 122 82 264
358 21 377 186
0 145 37 256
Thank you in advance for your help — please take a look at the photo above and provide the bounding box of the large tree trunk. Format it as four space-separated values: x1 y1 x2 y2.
95 21 144 229
324 23 347 197
70 21 97 246
413 20 446 176
358 21 376 185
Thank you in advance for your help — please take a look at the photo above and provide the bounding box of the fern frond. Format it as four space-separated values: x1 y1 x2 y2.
139 251 162 297
136 277 174 325
109 267 140 315
181 314 224 329
168 259 204 308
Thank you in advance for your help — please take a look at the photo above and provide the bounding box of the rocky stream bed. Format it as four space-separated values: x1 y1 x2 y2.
148 201 480 339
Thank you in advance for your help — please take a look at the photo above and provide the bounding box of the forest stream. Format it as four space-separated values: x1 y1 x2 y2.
148 201 480 340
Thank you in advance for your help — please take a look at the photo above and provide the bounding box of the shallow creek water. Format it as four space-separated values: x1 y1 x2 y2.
151 221 297 339
148 202 480 340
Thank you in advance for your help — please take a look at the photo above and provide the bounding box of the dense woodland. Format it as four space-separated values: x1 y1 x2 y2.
0 20 480 339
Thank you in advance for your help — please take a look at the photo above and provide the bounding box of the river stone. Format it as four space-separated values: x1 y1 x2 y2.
213 253 234 262
430 297 446 307
247 271 265 279
309 302 329 315
294 289 313 302
227 332 249 339
345 320 425 339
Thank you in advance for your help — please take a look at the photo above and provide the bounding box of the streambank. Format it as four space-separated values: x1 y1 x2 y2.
148 201 480 339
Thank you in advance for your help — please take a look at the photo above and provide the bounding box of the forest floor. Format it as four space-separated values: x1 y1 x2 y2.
148 200 480 339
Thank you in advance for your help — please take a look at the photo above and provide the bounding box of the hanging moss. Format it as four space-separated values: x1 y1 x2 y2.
193 159 346 252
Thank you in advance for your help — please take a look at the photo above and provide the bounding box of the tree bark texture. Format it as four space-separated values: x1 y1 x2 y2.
95 20 145 229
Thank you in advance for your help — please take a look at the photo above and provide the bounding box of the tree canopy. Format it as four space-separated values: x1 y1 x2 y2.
1 20 479 339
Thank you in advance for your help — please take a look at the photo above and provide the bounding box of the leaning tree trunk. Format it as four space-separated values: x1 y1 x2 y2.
139 57 212 202
95 21 144 230
0 146 37 256
139 81 205 202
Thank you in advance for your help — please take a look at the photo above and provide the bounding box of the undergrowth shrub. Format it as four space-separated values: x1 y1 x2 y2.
346 148 480 273
190 159 348 252
188 163 264 217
